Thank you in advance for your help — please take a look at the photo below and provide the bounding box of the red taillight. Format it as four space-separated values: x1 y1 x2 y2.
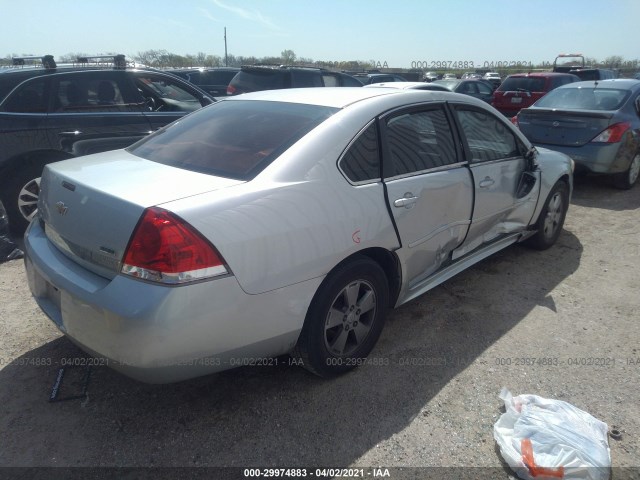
121 207 228 284
590 122 631 143
511 115 519 128
226 84 236 95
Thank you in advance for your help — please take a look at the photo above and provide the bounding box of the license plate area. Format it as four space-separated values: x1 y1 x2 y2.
511 97 523 104
46 282 62 311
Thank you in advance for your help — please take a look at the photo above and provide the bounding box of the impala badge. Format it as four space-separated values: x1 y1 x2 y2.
552 121 560 127
55 201 68 216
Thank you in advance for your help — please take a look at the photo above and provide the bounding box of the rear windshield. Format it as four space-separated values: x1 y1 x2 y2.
128 100 338 180
534 87 630 111
498 77 546 93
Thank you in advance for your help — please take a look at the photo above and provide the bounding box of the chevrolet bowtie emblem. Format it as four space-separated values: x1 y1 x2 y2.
55 201 68 216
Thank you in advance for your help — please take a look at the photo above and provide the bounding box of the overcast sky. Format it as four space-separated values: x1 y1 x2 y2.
3 0 638 67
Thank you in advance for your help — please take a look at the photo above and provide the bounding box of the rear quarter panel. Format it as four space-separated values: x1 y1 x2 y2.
161 103 403 295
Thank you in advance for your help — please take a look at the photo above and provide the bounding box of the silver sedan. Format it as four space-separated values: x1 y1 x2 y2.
24 87 573 383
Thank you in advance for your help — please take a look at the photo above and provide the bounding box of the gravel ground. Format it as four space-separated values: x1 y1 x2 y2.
0 176 638 479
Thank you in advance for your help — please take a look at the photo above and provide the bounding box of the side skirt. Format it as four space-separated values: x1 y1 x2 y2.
397 232 522 306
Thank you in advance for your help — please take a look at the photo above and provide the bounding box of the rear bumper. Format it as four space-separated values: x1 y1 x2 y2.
531 142 629 174
24 220 321 383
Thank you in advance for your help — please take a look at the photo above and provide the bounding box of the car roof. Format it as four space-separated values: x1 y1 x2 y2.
508 72 578 78
363 81 433 89
220 86 490 109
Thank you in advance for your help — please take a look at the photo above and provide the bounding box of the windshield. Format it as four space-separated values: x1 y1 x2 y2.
128 100 338 180
498 77 546 93
534 87 630 111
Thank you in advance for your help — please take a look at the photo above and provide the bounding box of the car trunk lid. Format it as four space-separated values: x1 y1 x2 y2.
517 108 615 147
38 149 243 279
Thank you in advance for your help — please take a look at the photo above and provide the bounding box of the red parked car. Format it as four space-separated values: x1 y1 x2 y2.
491 72 580 116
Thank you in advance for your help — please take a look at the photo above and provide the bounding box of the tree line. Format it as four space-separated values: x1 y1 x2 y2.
1 50 639 73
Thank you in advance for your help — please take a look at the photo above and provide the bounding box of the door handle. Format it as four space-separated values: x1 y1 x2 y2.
394 193 418 208
479 176 495 188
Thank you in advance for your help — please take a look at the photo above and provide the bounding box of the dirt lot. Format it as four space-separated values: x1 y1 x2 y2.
0 176 638 479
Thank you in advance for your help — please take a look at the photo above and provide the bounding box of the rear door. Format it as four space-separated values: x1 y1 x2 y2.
46 71 152 157
0 75 52 163
450 104 539 257
381 104 473 286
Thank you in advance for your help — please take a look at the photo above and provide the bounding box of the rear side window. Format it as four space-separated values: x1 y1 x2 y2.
228 69 287 94
339 122 380 183
2 77 48 113
291 70 322 87
498 77 546 92
53 75 139 112
384 107 458 177
128 100 338 179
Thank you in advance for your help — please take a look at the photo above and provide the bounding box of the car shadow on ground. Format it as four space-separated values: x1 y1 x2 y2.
0 231 583 469
570 174 640 211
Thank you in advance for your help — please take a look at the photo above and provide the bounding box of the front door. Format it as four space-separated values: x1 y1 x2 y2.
450 105 539 258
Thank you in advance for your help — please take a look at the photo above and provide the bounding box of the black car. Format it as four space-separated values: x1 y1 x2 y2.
167 67 239 96
354 73 408 85
0 55 214 233
226 65 362 95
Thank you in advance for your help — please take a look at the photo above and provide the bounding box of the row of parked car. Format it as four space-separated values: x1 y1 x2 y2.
1 55 639 238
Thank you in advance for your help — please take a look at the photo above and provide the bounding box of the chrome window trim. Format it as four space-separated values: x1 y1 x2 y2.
383 161 468 182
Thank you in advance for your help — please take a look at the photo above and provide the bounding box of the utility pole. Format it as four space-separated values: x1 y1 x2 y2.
224 27 228 67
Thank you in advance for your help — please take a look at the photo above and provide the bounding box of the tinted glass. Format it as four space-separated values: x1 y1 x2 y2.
339 123 380 182
229 69 287 94
339 74 364 87
385 107 457 176
2 77 47 113
291 70 322 87
534 87 630 111
53 74 140 112
129 100 338 180
498 77 546 92
134 74 202 112
455 108 519 162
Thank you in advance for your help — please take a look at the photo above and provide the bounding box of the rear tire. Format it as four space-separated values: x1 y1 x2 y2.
612 153 640 190
292 256 389 377
525 180 569 250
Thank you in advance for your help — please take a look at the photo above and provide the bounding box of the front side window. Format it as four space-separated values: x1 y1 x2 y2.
454 108 520 162
339 122 380 183
128 100 337 180
134 74 202 112
384 107 457 177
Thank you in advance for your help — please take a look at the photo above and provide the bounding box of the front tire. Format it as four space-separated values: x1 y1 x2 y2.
526 180 569 250
292 256 389 377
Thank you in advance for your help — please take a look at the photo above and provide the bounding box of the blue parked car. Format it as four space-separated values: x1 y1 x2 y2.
515 79 640 189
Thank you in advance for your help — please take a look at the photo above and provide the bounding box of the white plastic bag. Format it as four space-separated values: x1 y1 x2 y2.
494 388 611 480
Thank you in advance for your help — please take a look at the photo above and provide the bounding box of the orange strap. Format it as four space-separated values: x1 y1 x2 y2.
521 438 565 478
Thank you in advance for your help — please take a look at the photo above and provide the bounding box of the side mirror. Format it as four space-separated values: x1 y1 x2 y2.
635 97 640 116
